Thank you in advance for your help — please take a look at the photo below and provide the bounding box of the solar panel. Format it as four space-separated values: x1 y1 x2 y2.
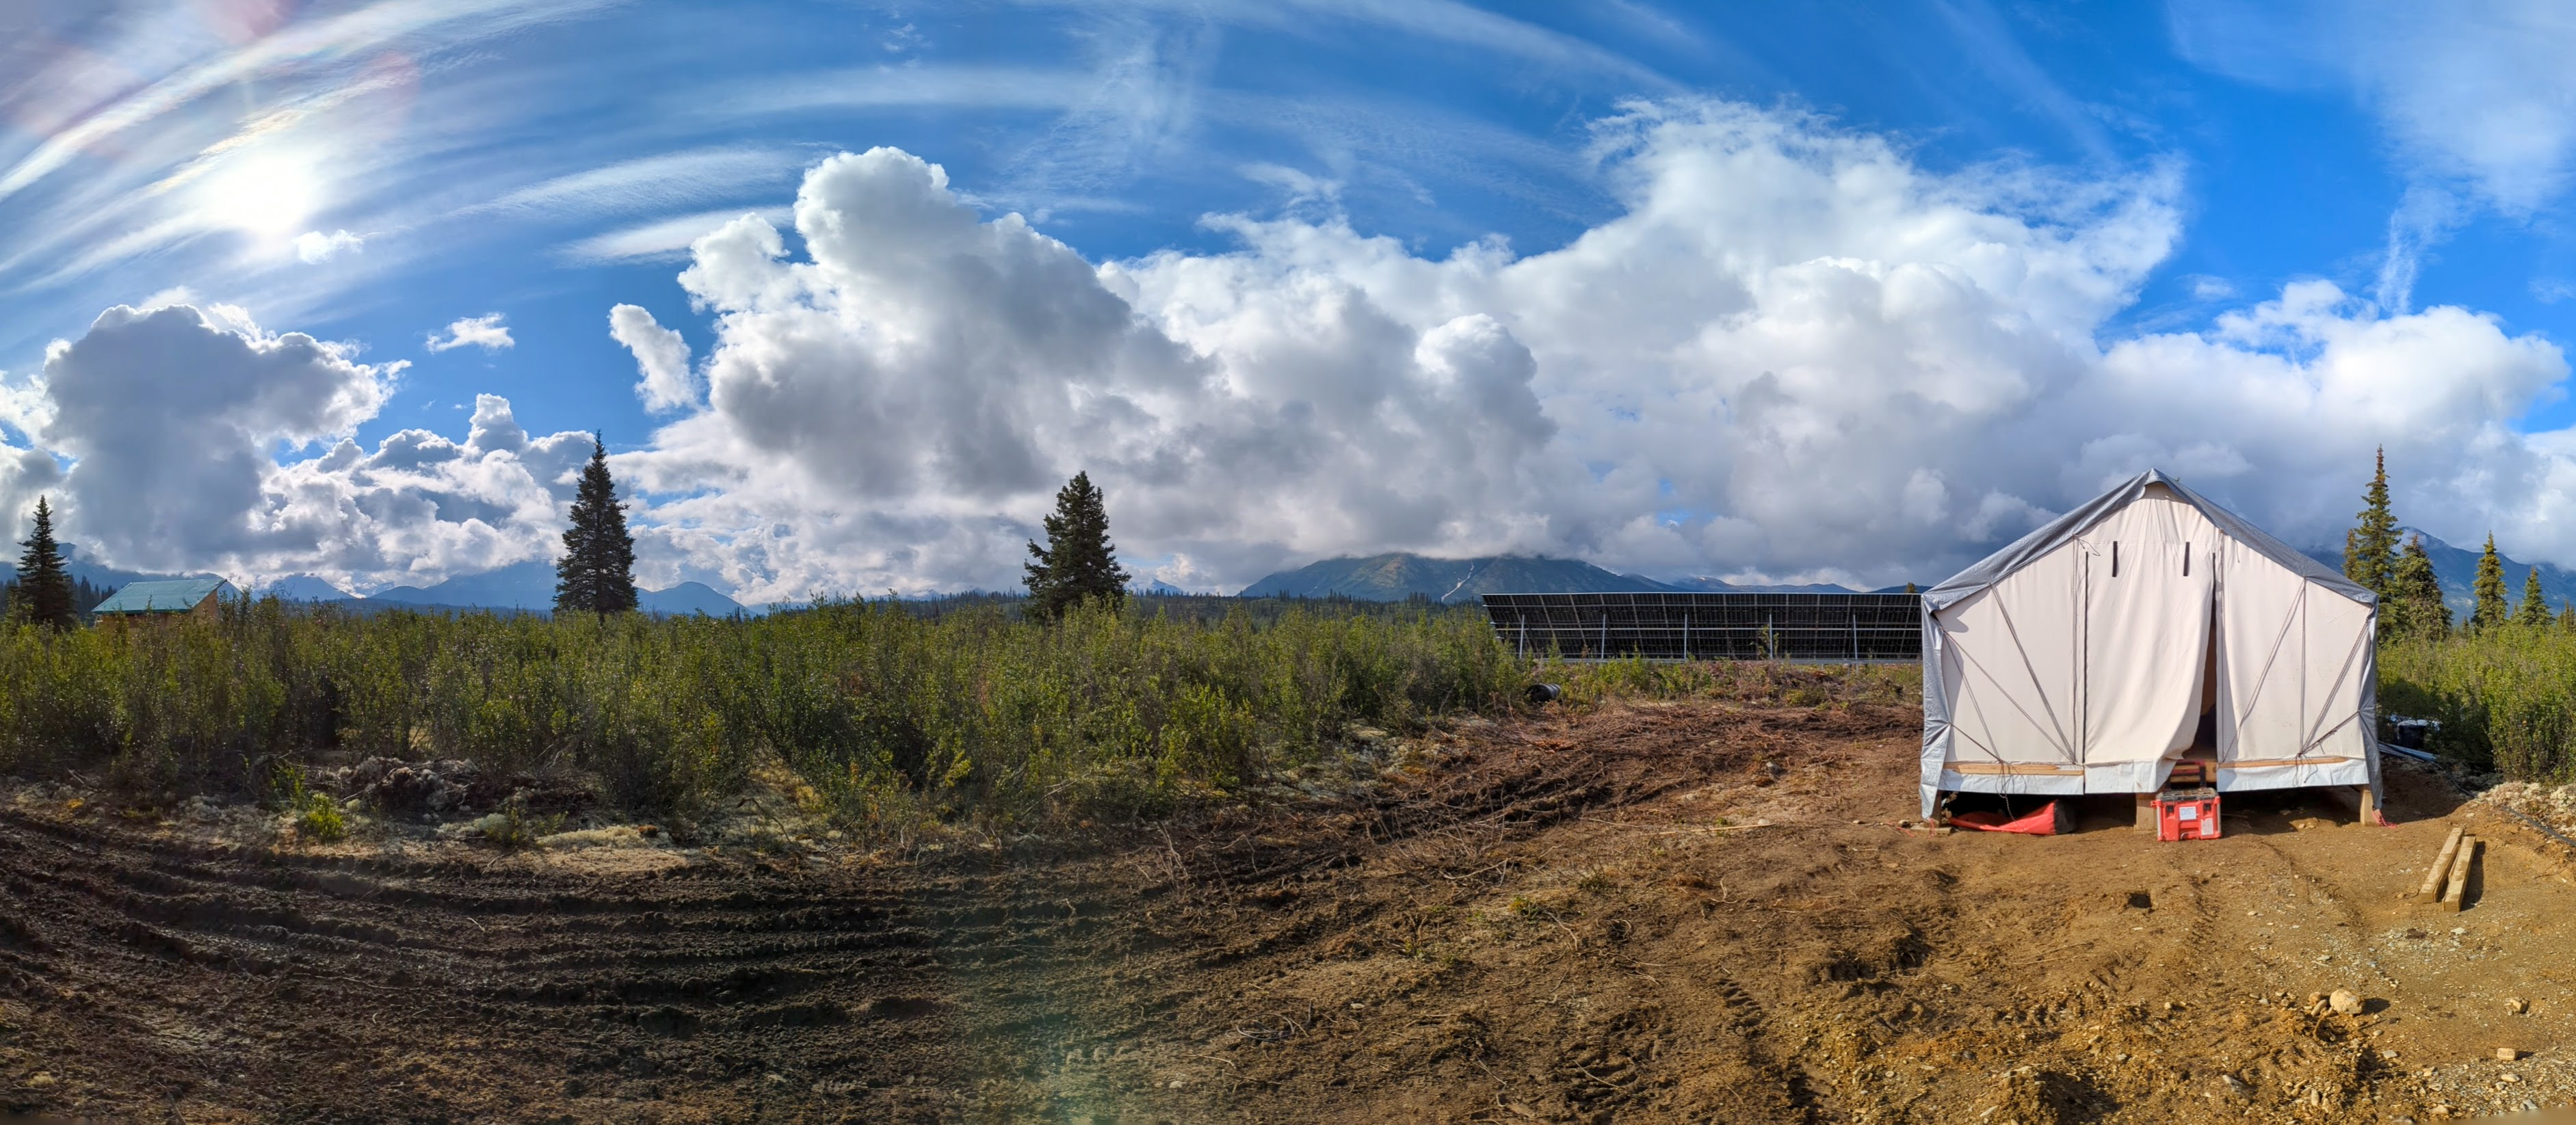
1477 592 1921 661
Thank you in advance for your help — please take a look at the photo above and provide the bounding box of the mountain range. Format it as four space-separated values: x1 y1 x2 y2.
41 548 747 618
2308 528 2576 620
1246 526 2575 609
1236 553 1915 603
31 529 2557 616
360 561 747 616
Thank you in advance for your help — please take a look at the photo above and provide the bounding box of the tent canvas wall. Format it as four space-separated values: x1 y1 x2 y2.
1919 471 2379 820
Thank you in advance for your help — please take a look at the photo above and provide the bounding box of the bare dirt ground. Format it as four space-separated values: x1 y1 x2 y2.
4 699 2575 1123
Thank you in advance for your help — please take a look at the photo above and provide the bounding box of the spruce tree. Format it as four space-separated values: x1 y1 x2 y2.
12 497 75 631
1023 471 1129 620
2519 567 2552 628
2471 533 2509 631
2343 447 2400 598
2389 534 2450 639
553 436 638 618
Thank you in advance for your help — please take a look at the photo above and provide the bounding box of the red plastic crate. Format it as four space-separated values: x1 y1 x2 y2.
2156 786 2220 841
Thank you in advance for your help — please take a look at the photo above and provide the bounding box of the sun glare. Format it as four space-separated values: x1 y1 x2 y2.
196 155 319 238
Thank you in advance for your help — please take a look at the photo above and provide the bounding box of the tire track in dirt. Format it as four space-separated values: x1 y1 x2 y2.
0 801 1073 1122
0 700 2005 1124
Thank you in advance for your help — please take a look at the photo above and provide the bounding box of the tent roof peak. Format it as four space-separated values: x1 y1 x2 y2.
1922 468 2371 611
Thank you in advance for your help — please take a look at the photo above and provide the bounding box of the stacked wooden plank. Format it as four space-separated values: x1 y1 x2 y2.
2409 825 2478 912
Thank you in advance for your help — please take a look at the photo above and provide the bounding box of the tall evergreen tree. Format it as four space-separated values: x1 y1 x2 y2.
2519 567 2553 628
1023 471 1129 620
12 496 75 631
2471 533 2510 631
553 436 638 618
2389 534 2450 639
2343 446 2400 598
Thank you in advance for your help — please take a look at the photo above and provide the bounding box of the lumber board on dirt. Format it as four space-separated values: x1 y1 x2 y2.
2417 826 2467 901
2135 792 2156 834
2441 836 2479 912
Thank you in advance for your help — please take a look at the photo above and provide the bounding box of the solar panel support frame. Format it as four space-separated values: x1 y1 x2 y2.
1477 591 1922 663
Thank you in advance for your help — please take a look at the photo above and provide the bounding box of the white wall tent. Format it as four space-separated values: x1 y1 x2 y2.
1918 471 2379 819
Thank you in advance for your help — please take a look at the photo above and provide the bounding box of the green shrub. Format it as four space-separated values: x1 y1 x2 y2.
297 793 347 843
271 763 346 844
0 596 1527 828
2378 626 2576 778
480 797 563 850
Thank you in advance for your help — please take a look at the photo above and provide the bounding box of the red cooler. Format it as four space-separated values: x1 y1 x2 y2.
2155 786 2220 841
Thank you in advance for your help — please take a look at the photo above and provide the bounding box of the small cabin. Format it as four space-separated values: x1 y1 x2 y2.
92 578 234 624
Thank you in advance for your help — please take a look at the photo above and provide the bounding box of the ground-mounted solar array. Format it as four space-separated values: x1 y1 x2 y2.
1478 592 1922 661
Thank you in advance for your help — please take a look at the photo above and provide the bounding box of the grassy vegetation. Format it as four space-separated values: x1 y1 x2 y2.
1538 656 1919 711
0 591 1932 836
0 597 1525 828
2380 625 2576 780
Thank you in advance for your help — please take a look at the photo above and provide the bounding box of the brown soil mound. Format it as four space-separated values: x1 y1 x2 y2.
3 700 2573 1122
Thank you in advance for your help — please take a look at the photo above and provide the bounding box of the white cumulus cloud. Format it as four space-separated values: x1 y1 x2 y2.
425 313 513 353
34 303 395 570
613 145 1560 601
607 304 696 412
258 393 594 585
607 106 2576 599
5 304 594 591
293 228 364 263
12 99 2576 603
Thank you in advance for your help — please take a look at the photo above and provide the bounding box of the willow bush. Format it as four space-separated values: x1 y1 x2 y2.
1538 654 1919 709
2378 625 2576 780
0 598 1524 824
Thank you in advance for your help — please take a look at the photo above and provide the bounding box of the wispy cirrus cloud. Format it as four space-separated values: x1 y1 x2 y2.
0 0 623 204
977 0 1677 91
709 64 1100 118
2172 0 2576 213
475 145 811 218
0 0 629 358
556 206 794 264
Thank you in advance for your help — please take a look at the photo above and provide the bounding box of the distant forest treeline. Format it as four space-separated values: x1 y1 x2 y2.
1 575 112 616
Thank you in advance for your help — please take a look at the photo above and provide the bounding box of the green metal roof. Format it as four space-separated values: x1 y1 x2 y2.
93 579 233 615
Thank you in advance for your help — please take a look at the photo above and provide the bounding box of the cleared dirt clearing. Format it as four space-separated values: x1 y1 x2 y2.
2 700 2571 1122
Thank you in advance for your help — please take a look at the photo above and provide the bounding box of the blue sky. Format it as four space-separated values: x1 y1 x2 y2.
8 1 2576 599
